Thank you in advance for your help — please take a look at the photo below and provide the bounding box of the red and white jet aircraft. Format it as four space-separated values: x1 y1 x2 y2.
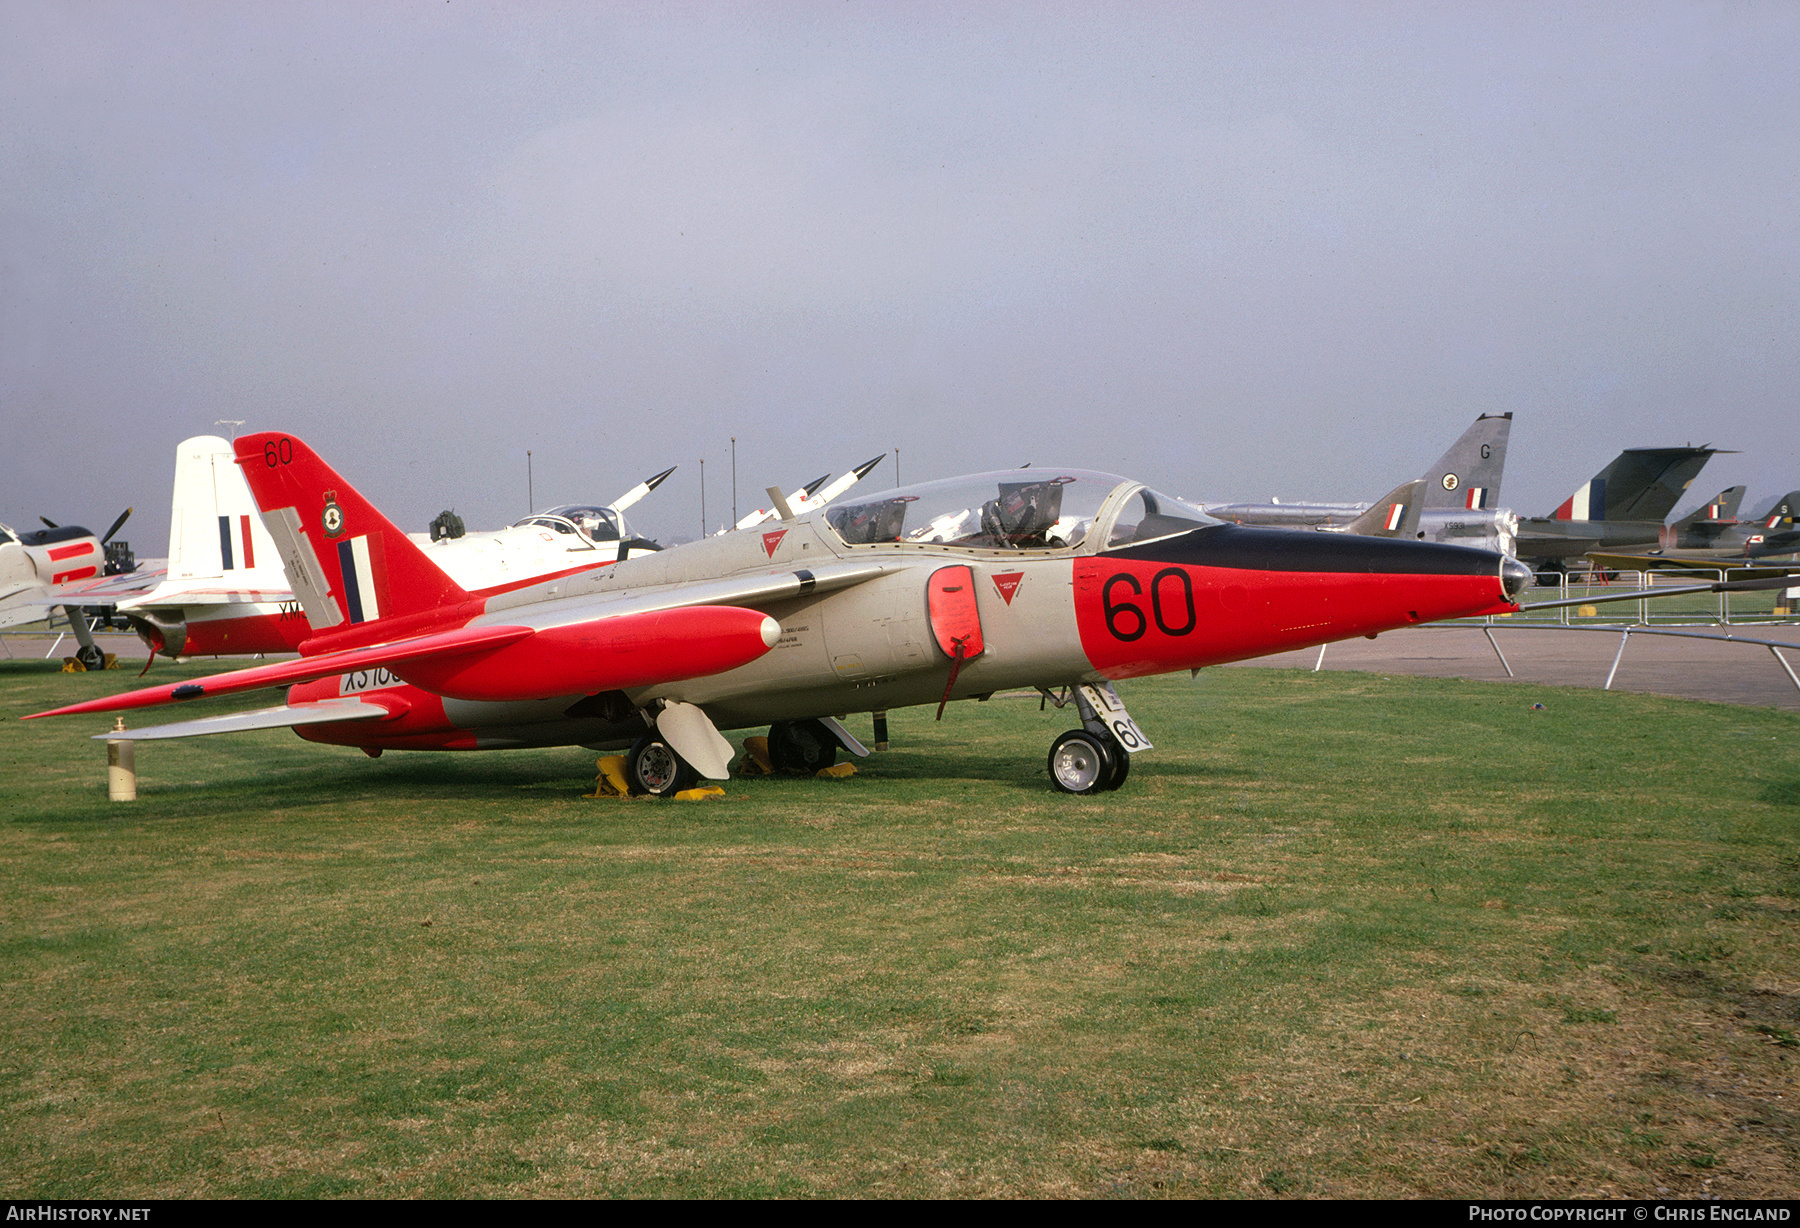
31 432 1532 794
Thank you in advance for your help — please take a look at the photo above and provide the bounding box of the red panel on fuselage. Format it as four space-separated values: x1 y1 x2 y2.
178 611 313 656
927 565 985 661
287 675 474 749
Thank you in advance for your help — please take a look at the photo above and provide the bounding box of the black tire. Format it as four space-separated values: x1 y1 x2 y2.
768 719 839 775
75 643 106 672
627 736 697 797
1047 729 1115 795
1101 738 1132 791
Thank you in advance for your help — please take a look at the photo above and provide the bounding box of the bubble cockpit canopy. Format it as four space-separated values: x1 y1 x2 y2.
823 470 1217 552
515 504 626 544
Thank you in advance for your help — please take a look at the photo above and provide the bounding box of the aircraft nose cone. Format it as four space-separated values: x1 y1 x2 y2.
1500 556 1533 602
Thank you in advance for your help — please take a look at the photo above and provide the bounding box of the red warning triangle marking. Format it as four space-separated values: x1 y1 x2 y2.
992 571 1024 605
761 529 788 558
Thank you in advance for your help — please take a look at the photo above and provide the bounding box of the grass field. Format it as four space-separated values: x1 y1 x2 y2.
3 660 1797 1198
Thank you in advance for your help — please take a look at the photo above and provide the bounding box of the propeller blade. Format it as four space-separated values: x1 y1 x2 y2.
102 508 133 544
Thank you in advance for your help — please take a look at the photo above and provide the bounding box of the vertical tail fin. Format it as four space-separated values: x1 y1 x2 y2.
1757 490 1800 530
234 433 470 640
1419 413 1511 510
165 436 284 585
1340 479 1426 538
1671 486 1746 531
1550 447 1717 522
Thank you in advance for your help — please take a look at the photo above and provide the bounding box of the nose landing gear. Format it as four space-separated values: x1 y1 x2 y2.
1045 681 1150 794
1048 728 1131 794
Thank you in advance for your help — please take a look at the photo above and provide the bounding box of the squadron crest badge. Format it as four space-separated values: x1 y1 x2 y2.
322 490 346 537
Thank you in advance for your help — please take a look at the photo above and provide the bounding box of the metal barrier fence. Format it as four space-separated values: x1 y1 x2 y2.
1474 569 1800 628
1417 567 1800 697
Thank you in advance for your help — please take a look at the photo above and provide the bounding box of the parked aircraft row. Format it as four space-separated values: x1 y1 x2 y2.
29 431 1540 794
1206 414 1798 574
5 438 901 674
11 413 1789 678
22 415 1800 796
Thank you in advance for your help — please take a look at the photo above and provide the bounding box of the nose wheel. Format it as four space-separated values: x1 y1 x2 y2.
1047 729 1130 794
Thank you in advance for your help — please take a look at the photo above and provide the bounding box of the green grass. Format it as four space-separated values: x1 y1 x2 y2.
2 659 1798 1197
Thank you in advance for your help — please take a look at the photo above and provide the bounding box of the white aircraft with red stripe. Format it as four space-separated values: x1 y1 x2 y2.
0 508 148 669
32 432 1536 795
115 436 682 661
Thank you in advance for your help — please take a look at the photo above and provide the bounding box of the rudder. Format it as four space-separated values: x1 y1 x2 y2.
234 432 470 638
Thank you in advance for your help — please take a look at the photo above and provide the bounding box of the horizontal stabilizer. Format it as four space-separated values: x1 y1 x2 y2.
30 599 786 720
28 624 536 720
93 698 390 741
116 585 295 609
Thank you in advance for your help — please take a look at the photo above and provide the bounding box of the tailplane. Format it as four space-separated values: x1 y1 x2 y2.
234 433 471 643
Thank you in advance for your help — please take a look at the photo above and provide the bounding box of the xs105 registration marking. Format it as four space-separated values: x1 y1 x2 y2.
339 667 405 695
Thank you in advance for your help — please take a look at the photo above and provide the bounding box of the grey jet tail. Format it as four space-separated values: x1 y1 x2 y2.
1340 479 1427 539
1751 490 1800 529
1670 485 1746 546
1420 412 1511 510
1547 447 1720 523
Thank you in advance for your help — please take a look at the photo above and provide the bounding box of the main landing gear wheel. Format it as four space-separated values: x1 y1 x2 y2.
627 736 698 798
75 643 106 672
767 719 839 775
1048 730 1119 795
1101 737 1131 791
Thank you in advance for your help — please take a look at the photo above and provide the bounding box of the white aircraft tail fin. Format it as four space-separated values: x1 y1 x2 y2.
164 436 287 587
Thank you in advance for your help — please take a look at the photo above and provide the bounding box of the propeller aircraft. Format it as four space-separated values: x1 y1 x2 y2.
0 507 142 670
29 432 1534 795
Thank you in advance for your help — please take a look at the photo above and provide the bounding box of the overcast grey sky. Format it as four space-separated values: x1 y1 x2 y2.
4 1 1796 551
